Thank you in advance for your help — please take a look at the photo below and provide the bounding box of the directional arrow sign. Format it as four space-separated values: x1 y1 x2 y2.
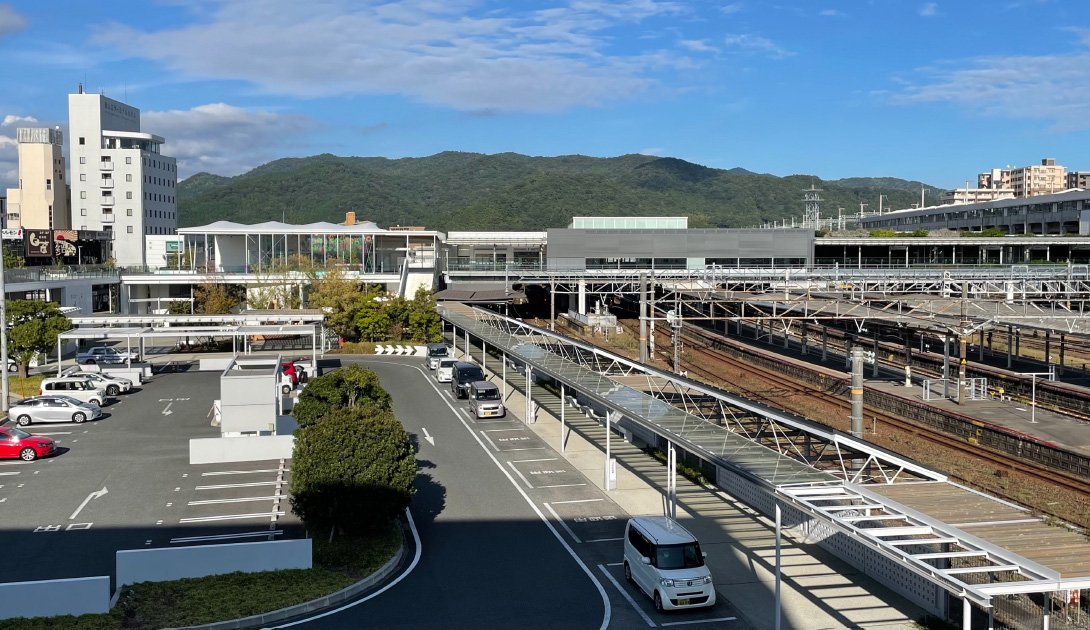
70 487 108 520
422 427 435 446
162 402 174 416
375 345 385 355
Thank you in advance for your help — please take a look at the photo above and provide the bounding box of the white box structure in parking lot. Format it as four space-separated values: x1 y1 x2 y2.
220 355 282 435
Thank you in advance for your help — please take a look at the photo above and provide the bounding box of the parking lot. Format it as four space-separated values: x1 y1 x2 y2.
0 368 302 584
427 363 747 630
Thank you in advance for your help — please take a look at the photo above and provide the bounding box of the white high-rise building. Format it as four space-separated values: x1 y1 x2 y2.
69 86 178 266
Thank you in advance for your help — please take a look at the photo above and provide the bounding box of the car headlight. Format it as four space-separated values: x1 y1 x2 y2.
702 576 713 585
659 578 674 587
36 442 51 448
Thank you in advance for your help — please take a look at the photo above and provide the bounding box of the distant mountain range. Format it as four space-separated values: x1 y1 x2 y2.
177 152 945 231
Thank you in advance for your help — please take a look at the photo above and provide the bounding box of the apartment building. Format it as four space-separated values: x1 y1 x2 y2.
975 159 1066 199
3 127 70 230
1067 171 1090 190
69 87 178 266
941 187 1014 205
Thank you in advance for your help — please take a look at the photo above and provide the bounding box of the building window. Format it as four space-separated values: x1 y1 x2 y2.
79 137 85 145
127 226 133 234
80 191 87 199
101 156 111 163
81 225 87 230
126 209 132 216
125 174 132 182
80 174 86 181
81 208 87 216
45 179 51 190
79 157 86 164
126 191 132 199
125 157 131 164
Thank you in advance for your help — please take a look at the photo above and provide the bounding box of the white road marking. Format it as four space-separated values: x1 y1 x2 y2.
200 469 282 476
161 402 173 416
507 461 534 489
605 562 623 567
585 537 624 543
187 496 279 505
195 481 278 490
660 617 737 627
479 431 501 451
544 502 583 544
170 530 285 544
69 487 108 520
504 447 546 451
538 483 588 488
0 472 20 476
482 428 526 432
30 431 72 435
551 498 604 505
422 427 435 446
598 564 656 627
179 511 285 523
512 458 557 463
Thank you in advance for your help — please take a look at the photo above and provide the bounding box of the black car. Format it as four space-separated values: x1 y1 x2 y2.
450 362 485 398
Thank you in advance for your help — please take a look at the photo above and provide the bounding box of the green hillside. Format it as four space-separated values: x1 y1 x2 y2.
177 152 941 231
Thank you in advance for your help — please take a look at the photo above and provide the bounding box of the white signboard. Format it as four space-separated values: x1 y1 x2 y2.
2 229 23 240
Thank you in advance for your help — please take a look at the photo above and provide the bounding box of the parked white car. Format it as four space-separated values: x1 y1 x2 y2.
39 377 109 407
78 346 139 365
62 369 133 396
435 358 457 383
623 517 715 612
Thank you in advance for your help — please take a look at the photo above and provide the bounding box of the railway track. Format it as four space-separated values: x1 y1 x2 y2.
677 336 1090 500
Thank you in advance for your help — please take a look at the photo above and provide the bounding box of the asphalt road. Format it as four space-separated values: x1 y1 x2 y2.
281 357 608 630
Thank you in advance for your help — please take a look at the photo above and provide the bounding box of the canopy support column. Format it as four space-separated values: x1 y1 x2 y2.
560 383 566 453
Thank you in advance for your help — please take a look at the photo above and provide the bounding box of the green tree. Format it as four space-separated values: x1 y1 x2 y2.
167 300 192 315
353 285 391 342
290 405 417 535
406 287 440 343
194 282 245 314
6 300 72 377
3 248 25 269
306 267 363 341
293 364 392 427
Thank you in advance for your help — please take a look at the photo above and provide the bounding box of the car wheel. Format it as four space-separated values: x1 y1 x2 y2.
85 359 96 365
20 447 37 461
16 415 31 426
107 385 120 396
91 399 102 407
73 412 87 423
624 562 633 583
7 363 16 373
654 591 664 613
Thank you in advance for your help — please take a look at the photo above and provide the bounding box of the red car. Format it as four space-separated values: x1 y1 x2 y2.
281 362 299 386
0 427 57 461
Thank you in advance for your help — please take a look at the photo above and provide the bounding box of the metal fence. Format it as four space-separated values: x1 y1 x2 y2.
922 378 988 402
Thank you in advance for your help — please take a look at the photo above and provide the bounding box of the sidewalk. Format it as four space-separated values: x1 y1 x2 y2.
464 348 925 630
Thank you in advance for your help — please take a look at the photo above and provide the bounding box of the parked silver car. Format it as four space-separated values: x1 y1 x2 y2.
8 396 103 426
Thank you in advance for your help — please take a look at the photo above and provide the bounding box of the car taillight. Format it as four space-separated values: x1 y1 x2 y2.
39 389 43 395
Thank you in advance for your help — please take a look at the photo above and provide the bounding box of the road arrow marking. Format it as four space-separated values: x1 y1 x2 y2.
162 402 174 416
422 427 435 446
70 487 108 520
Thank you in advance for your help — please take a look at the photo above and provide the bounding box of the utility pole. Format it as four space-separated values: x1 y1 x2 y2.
958 299 968 406
0 235 8 413
639 273 648 364
850 347 865 441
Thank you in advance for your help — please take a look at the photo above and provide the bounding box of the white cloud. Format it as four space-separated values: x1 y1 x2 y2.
720 2 743 14
640 147 663 155
919 3 938 16
679 39 719 53
892 28 1090 132
819 9 843 16
0 4 26 40
1 115 38 127
143 103 315 177
723 33 794 59
94 0 693 113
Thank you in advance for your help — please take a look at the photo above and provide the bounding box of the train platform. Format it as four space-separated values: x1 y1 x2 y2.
692 324 1090 458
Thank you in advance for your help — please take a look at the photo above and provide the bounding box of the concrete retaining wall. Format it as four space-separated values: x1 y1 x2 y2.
189 435 294 464
0 576 110 620
199 358 234 372
117 539 311 587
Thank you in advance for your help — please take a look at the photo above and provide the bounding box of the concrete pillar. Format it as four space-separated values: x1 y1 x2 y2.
1060 333 1066 375
639 273 648 364
1007 325 1013 369
525 367 533 424
872 334 880 378
578 279 586 315
850 348 864 441
1045 331 1051 368
822 326 828 362
962 598 972 630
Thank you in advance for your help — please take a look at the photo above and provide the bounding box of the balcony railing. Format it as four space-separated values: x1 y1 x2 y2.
5 266 122 285
99 161 113 171
100 179 113 188
100 196 114 206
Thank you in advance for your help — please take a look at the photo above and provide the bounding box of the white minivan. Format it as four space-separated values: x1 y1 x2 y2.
623 516 715 612
40 377 109 407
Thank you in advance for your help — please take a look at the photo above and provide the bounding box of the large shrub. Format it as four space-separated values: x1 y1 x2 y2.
290 406 417 535
293 364 392 427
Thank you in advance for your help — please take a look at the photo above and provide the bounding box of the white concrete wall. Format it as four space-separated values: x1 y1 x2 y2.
215 234 246 270
0 576 110 620
190 435 295 464
116 539 311 587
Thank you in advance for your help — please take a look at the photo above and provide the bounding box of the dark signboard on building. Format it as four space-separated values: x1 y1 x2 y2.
26 229 52 257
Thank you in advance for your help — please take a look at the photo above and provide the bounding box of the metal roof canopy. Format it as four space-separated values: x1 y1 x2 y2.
441 304 1090 606
59 327 153 339
69 312 326 326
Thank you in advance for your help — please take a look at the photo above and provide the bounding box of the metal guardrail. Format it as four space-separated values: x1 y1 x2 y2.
4 267 121 284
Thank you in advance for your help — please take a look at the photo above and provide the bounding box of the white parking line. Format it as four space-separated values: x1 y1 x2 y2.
551 498 604 505
512 458 556 463
507 461 535 489
597 564 656 627
605 562 623 567
0 472 20 476
179 511 285 523
660 618 736 627
29 431 72 435
538 483 587 488
194 481 278 490
482 428 526 432
585 537 624 543
544 502 582 544
200 469 284 476
479 431 501 452
504 447 546 451
170 530 284 544
187 496 279 505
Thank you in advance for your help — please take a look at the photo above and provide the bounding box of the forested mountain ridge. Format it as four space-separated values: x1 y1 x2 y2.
177 152 941 231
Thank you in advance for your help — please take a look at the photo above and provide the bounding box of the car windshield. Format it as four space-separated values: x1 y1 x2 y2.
475 389 500 400
429 347 448 357
439 360 456 368
460 369 484 382
655 543 704 570
7 428 31 440
74 381 92 390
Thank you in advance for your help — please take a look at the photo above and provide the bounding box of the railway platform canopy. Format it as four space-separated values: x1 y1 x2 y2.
441 302 1090 627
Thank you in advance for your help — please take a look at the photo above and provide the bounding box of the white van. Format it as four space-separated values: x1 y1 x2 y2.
467 381 505 419
39 377 109 407
623 516 715 612
435 358 457 383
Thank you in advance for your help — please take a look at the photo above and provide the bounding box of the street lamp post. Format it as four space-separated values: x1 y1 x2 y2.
1019 370 1055 423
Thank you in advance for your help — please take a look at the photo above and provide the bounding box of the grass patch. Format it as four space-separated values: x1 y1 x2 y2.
0 521 402 630
8 373 46 401
329 341 376 355
642 446 715 486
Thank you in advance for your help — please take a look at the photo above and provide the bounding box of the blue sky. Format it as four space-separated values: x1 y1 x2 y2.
1 0 1088 192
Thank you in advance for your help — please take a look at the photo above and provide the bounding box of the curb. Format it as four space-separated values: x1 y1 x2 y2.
168 524 408 630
